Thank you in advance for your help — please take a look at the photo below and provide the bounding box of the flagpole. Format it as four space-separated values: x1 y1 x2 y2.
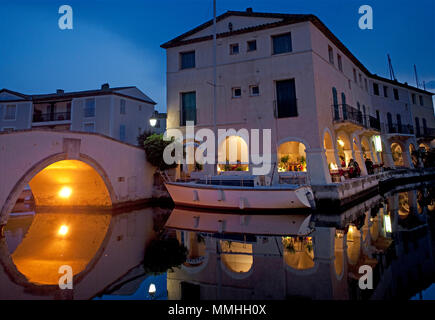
212 0 218 175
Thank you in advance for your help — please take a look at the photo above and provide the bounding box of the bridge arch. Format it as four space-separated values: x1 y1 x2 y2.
1 153 116 224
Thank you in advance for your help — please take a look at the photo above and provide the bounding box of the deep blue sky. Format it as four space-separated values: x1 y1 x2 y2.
1 0 434 112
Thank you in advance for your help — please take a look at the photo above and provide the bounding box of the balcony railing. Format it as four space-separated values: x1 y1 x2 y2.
332 104 380 131
33 112 71 122
381 123 414 135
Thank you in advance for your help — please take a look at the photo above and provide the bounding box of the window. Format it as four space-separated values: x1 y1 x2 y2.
348 80 352 90
376 110 380 122
272 33 292 55
393 88 399 100
387 112 393 132
84 98 95 117
276 79 297 118
415 117 421 136
4 104 17 120
373 83 379 95
383 86 388 98
359 74 362 85
230 43 239 55
419 95 424 106
120 99 126 114
119 124 126 142
337 54 342 71
353 69 357 82
181 92 196 125
67 102 71 113
247 40 257 52
411 94 416 104
423 118 428 135
364 79 368 91
332 87 339 120
138 127 142 136
83 122 95 133
180 51 195 69
2 127 14 132
328 46 334 64
138 105 142 111
396 114 402 133
250 85 260 96
232 87 242 98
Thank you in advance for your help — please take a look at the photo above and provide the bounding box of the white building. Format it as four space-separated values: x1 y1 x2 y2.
0 84 157 146
161 8 435 185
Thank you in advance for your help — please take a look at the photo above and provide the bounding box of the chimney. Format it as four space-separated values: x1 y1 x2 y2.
101 83 110 90
246 7 253 13
56 89 64 95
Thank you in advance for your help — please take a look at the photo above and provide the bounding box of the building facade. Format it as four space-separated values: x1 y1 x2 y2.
161 9 435 185
0 84 157 146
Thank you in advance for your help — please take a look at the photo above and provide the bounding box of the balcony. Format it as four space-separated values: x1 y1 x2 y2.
33 112 71 123
332 104 380 131
381 123 414 135
416 127 435 139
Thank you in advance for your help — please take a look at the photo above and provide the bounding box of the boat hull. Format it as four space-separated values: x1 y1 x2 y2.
165 182 313 210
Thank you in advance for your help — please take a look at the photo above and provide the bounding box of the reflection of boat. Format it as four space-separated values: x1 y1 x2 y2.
164 176 314 210
165 207 313 236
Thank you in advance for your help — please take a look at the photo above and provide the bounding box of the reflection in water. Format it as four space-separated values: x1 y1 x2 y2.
165 185 435 300
0 207 168 299
10 212 111 285
2 185 435 300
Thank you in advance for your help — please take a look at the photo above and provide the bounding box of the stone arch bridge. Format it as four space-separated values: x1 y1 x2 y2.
0 130 155 226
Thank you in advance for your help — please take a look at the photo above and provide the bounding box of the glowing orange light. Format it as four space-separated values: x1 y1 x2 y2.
58 186 72 198
58 225 69 236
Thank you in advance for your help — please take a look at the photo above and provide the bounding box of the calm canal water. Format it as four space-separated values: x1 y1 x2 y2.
1 182 434 300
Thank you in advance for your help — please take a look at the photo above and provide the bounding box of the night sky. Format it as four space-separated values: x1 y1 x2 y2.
1 0 434 112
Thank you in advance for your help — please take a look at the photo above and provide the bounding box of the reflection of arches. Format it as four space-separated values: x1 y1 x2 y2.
334 233 344 277
346 226 361 265
283 237 315 270
177 231 207 268
220 241 253 274
1 154 115 225
398 192 410 218
10 212 111 285
391 143 404 166
278 141 307 172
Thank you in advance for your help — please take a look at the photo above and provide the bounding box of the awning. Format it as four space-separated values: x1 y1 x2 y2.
164 208 313 236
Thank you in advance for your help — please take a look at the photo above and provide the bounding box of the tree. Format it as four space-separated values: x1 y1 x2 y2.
136 130 153 148
142 134 179 171
143 237 188 275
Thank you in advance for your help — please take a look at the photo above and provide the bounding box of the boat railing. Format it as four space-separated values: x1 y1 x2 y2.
279 171 309 185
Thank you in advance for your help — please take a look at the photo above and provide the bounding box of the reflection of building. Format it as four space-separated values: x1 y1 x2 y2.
0 84 157 145
161 9 434 184
165 188 435 300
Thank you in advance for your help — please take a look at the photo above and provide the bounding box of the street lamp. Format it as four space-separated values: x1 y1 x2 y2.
148 283 156 299
149 111 158 127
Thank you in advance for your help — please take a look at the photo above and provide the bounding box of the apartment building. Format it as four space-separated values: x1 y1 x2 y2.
0 84 157 145
161 8 435 184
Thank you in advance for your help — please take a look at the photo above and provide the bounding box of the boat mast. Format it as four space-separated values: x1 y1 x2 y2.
212 0 218 175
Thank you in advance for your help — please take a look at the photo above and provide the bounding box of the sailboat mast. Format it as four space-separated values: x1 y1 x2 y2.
212 0 218 174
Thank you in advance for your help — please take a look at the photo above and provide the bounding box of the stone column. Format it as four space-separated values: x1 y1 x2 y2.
402 140 414 169
381 136 395 168
306 148 332 184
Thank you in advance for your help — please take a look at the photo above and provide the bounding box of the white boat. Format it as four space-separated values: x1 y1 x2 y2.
164 175 315 210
